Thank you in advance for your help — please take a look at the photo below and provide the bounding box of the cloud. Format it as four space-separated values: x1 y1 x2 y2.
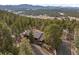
0 0 79 6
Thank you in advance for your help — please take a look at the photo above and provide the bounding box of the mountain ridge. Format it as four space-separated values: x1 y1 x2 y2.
0 4 79 10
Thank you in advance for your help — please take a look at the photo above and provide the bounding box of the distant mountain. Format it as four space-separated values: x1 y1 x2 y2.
0 4 79 17
0 4 46 10
0 4 79 11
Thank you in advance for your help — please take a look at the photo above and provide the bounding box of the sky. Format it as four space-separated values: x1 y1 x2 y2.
0 0 79 7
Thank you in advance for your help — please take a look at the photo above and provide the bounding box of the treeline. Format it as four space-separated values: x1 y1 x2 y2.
0 10 79 54
20 9 79 17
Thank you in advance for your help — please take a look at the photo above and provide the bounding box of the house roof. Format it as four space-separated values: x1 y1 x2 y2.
32 29 43 39
24 29 43 39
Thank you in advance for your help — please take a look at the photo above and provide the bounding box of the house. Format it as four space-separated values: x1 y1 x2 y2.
18 29 44 44
32 29 44 41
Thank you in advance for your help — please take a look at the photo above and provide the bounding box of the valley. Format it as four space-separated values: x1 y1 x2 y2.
0 4 79 55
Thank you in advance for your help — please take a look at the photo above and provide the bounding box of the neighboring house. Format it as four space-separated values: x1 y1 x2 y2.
32 29 44 41
24 29 44 42
15 29 44 46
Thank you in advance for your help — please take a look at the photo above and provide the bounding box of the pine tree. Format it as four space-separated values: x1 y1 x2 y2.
19 37 32 55
0 21 13 54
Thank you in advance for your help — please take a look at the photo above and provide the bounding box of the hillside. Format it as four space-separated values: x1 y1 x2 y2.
0 4 79 17
0 10 79 55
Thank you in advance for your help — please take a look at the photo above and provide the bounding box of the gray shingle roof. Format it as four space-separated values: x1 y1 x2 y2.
24 29 44 41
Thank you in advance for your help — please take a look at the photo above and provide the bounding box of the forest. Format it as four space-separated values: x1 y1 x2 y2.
0 10 79 55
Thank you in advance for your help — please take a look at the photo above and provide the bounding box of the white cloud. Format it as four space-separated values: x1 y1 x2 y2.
0 0 79 6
